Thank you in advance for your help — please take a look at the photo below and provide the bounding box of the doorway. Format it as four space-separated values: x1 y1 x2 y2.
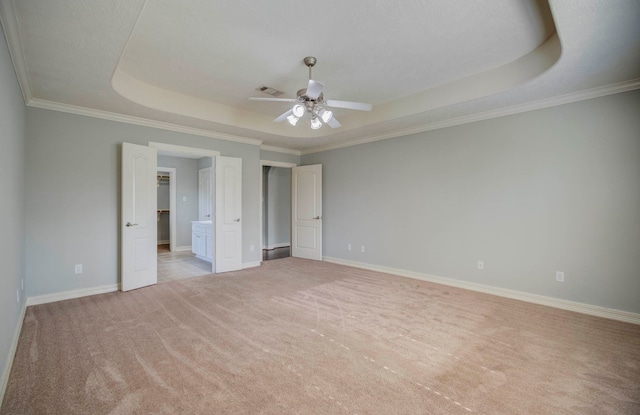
260 161 296 261
156 156 211 283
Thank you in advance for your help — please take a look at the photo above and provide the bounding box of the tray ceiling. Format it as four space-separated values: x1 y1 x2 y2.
1 0 639 152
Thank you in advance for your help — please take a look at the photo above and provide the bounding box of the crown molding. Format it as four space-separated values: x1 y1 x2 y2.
0 0 32 103
259 145 302 156
301 78 640 155
27 98 263 146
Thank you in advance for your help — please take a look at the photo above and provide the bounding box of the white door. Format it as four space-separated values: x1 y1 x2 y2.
198 167 212 221
292 164 322 260
122 142 157 291
215 156 242 272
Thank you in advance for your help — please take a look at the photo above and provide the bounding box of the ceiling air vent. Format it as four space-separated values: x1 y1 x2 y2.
255 85 284 97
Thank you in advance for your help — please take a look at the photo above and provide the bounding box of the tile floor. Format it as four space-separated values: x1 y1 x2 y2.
157 244 213 283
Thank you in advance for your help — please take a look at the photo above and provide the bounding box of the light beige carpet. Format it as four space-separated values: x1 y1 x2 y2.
2 258 639 414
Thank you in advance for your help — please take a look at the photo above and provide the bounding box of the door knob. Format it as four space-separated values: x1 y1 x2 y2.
312 216 321 220
126 222 138 227
233 218 241 222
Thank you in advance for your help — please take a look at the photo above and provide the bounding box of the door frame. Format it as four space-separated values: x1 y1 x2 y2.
156 167 176 251
149 142 220 269
259 160 297 260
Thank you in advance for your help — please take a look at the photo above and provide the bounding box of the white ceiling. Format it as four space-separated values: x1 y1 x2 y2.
1 0 639 153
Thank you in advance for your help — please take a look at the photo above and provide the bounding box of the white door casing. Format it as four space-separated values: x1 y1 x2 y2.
122 142 158 291
292 164 322 260
198 167 212 221
215 156 242 272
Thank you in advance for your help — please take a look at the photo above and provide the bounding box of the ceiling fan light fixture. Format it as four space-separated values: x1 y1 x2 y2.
310 117 322 130
292 104 305 118
287 114 299 126
319 109 333 123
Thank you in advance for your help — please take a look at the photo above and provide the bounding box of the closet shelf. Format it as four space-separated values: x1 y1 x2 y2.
157 175 170 187
157 209 170 221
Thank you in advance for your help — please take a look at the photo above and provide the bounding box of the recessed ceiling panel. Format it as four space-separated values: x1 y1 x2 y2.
113 0 557 136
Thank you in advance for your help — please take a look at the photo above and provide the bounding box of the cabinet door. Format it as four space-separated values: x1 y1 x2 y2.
193 232 206 257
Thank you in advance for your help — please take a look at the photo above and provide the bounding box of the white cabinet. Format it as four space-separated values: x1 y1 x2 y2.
192 221 213 263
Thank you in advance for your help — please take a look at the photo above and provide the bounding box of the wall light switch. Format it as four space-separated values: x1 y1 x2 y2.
75 264 83 274
556 271 565 282
348 244 352 251
360 245 365 253
250 244 255 252
182 196 187 202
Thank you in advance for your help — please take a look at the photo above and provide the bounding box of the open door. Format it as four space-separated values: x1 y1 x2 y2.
292 164 322 260
215 156 242 272
121 142 158 291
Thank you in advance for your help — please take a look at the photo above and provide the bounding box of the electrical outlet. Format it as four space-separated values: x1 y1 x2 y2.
75 264 83 274
477 260 484 270
347 244 352 251
360 245 365 253
556 271 565 282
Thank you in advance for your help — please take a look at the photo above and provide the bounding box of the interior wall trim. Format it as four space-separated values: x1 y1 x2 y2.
27 98 263 147
324 257 640 325
260 145 302 156
26 284 119 307
242 261 261 269
173 246 192 252
302 78 640 155
0 301 27 406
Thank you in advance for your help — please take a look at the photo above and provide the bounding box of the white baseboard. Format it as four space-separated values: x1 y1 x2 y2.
173 245 192 252
157 240 169 245
324 257 640 325
26 284 119 307
243 261 261 269
0 300 27 406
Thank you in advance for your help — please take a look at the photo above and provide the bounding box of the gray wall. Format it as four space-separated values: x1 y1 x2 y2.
260 149 300 165
197 156 212 169
0 27 26 398
264 166 291 248
25 107 261 297
158 155 199 247
302 90 640 314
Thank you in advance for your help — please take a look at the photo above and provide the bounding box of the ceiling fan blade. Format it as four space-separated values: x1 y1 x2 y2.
325 100 372 111
249 97 299 103
273 109 293 123
326 117 341 128
306 80 324 100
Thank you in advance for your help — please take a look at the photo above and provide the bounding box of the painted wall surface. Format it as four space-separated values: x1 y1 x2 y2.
158 155 199 248
197 156 212 169
25 107 261 297
265 167 291 248
302 90 640 314
0 27 26 400
260 149 300 165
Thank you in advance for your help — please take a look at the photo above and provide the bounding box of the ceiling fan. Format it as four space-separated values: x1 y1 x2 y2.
249 56 372 129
